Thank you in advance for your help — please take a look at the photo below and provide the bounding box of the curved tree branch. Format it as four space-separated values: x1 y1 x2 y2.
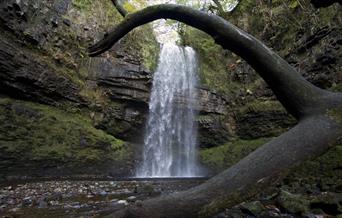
88 4 342 218
88 4 339 119
311 0 342 8
111 0 128 17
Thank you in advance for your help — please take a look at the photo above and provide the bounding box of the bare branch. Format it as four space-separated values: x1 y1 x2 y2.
111 0 128 17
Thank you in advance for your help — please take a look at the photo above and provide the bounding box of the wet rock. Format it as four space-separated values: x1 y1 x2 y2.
22 197 32 206
197 114 231 148
277 190 310 214
135 200 143 207
236 101 297 139
310 193 342 216
240 201 266 216
127 196 136 202
212 212 226 218
53 0 70 14
50 15 58 27
0 36 87 106
9 207 20 212
117 200 128 205
99 191 107 196
38 198 48 208
49 200 59 206
62 18 71 26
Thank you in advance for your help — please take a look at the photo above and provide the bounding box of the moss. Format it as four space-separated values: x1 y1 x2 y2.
277 190 310 214
71 0 159 72
121 25 160 72
330 83 342 92
199 138 271 172
237 100 285 114
0 97 126 173
288 145 342 191
79 86 108 106
72 0 92 10
327 108 342 124
235 99 297 139
180 27 232 94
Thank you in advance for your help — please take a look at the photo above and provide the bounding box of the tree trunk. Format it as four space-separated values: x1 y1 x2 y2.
88 4 342 218
310 0 341 8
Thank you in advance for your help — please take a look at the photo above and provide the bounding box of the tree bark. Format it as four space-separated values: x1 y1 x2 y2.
310 0 342 8
111 0 128 17
88 4 342 218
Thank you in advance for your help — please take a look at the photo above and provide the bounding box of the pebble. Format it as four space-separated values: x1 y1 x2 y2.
0 180 202 216
38 199 48 208
9 207 20 212
117 200 128 205
99 191 107 196
127 196 136 202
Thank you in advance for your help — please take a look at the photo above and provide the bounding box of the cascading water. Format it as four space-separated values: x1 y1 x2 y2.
136 43 201 177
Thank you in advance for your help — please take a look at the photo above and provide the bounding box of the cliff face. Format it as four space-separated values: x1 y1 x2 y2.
0 0 148 180
0 0 230 180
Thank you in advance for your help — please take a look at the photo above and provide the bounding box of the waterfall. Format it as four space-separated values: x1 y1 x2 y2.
136 43 201 177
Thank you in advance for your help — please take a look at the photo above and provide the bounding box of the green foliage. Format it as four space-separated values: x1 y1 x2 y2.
330 83 342 92
72 0 92 10
327 108 342 124
121 25 160 72
71 0 159 71
123 2 137 13
289 0 299 9
180 26 233 94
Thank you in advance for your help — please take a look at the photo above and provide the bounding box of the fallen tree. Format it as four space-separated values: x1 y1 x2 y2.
88 4 342 218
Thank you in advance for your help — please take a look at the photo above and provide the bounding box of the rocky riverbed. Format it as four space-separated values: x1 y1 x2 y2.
2 179 340 218
0 179 205 218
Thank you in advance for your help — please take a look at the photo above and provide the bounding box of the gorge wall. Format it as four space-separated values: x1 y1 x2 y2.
0 0 230 181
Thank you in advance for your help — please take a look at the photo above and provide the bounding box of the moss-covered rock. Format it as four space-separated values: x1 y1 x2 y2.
277 190 310 214
286 145 342 193
276 190 342 216
235 100 297 139
0 97 134 180
197 114 231 148
199 138 271 173
200 136 342 192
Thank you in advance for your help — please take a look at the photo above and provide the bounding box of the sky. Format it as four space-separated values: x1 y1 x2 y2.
127 0 239 44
